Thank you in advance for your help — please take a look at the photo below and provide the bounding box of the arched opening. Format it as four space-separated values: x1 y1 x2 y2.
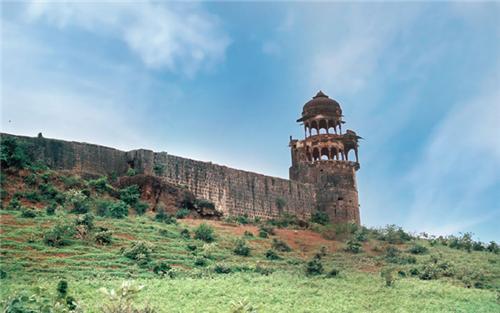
330 148 338 160
320 147 330 160
311 128 318 136
312 148 320 161
319 128 327 134
346 149 355 161
318 120 328 134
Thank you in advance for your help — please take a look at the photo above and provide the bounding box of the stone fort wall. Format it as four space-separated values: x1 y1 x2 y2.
3 133 316 220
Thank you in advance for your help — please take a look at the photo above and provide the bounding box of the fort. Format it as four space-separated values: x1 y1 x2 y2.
2 91 361 224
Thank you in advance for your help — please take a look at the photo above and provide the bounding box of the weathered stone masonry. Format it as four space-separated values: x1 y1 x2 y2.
2 91 361 224
1 133 317 221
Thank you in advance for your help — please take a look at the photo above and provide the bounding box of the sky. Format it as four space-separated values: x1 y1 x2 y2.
1 1 499 241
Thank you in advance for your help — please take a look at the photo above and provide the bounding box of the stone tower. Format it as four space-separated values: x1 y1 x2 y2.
289 91 361 224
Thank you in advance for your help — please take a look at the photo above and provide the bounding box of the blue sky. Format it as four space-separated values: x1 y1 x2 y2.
1 1 499 241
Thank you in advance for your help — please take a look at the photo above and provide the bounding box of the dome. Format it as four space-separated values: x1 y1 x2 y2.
298 91 342 122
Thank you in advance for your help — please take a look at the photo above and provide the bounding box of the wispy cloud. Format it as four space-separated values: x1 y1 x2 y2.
405 82 500 237
25 1 230 77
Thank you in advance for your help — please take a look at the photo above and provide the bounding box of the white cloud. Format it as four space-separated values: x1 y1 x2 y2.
25 1 230 77
405 83 500 236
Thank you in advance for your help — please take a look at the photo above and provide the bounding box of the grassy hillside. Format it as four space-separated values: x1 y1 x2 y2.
0 137 499 312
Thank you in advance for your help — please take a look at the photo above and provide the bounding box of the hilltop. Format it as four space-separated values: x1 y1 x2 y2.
0 136 499 312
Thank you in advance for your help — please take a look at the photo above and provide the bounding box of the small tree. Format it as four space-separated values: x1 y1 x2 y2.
310 211 330 225
194 223 215 243
233 239 251 256
305 257 324 276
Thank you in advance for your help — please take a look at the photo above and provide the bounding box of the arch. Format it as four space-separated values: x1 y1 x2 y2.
312 147 320 161
330 147 338 160
319 128 327 134
320 147 330 160
311 128 318 136
346 148 356 161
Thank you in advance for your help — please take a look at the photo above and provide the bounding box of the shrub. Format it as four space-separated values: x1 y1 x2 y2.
486 241 499 253
310 211 330 225
214 264 232 274
100 281 157 313
272 238 291 252
0 136 31 169
122 241 154 266
153 164 165 176
175 208 190 219
194 258 207 267
75 213 95 231
88 176 111 193
418 255 455 280
126 168 137 176
243 230 254 238
20 207 37 218
265 249 281 260
345 240 362 253
7 198 21 210
66 190 89 214
377 225 413 244
381 268 395 287
255 265 273 276
155 207 176 224
57 280 68 298
233 239 251 256
354 228 368 242
61 175 81 188
258 229 269 238
327 268 340 278
152 261 172 276
186 244 198 252
108 201 129 219
236 214 249 224
194 199 216 210
180 228 191 239
95 230 113 245
194 223 215 243
135 201 149 215
39 183 59 200
305 257 323 276
44 223 75 247
259 225 275 236
119 185 140 206
45 202 57 215
472 241 485 251
408 243 428 254
24 174 37 186
24 191 42 202
275 197 286 210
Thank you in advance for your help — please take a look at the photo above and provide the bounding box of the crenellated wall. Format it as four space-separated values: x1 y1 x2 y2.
2 133 317 220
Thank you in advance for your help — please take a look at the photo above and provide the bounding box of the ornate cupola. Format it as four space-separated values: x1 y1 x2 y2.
289 91 361 225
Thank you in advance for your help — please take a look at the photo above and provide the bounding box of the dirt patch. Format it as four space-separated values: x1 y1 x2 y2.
114 233 136 240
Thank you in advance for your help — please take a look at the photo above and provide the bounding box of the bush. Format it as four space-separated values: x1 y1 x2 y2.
95 230 113 245
108 201 129 219
20 207 37 218
153 164 165 176
155 207 176 224
236 214 249 225
345 240 362 253
486 241 499 253
45 203 57 215
57 280 68 297
134 201 149 215
0 137 31 169
75 213 95 231
180 228 191 239
377 225 413 244
243 230 254 238
265 249 281 260
194 258 207 267
100 281 156 313
126 168 137 176
119 185 140 206
24 174 37 186
408 243 428 254
44 223 75 247
194 223 215 243
258 229 269 238
381 268 395 287
7 198 21 210
310 211 330 225
122 241 153 266
272 238 291 252
152 261 172 276
305 257 324 276
259 225 275 236
255 265 273 276
327 268 340 278
175 208 190 219
95 199 113 217
66 190 90 214
88 176 111 193
214 264 232 274
194 199 216 210
275 197 286 210
39 183 59 200
418 255 454 280
24 191 42 202
233 239 251 256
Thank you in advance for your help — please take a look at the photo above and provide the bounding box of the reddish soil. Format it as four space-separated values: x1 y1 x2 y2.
114 233 136 240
